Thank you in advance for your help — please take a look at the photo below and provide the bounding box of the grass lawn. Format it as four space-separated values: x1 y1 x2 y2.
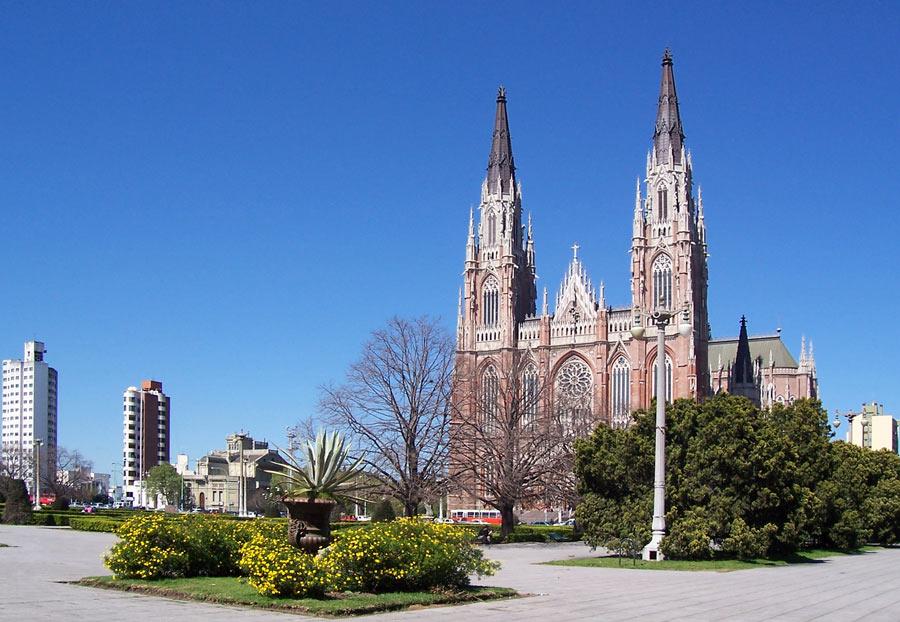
77 576 518 616
545 547 877 572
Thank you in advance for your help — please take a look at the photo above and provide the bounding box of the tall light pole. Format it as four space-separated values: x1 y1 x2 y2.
33 438 43 510
631 299 691 561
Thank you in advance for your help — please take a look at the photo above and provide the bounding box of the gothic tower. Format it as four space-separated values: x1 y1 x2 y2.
630 50 710 402
458 87 537 352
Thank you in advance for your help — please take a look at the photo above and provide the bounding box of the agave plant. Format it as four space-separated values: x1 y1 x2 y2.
268 430 367 503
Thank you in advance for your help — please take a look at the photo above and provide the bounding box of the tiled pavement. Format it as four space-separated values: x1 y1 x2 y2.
1 525 898 621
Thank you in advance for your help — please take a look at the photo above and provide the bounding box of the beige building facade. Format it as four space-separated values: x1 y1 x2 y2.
846 402 899 453
177 433 286 513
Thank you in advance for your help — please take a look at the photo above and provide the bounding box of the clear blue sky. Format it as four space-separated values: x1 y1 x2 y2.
1 2 897 474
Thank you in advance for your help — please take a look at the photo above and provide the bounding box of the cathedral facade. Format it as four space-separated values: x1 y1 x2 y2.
450 52 818 509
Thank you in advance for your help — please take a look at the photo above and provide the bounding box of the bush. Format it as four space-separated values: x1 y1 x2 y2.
661 509 713 560
104 513 288 579
1 479 32 525
70 517 120 533
106 514 191 579
239 533 326 598
722 518 777 559
318 518 498 593
51 497 70 511
371 499 396 522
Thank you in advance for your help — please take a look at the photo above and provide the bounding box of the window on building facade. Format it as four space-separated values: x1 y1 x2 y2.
652 254 673 310
658 186 668 221
610 357 631 429
555 358 593 433
481 365 499 432
522 364 538 427
651 355 673 403
487 212 497 245
482 277 499 326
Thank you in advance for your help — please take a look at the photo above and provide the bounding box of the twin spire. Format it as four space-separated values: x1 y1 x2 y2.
486 86 516 195
653 49 685 165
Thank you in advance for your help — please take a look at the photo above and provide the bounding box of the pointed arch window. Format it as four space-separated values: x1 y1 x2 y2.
522 364 538 428
481 365 499 432
610 357 631 429
651 355 673 403
657 186 668 221
482 277 499 326
487 212 497 245
555 358 593 434
652 254 672 310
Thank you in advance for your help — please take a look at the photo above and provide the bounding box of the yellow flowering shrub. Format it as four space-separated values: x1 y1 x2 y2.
318 518 499 593
104 514 191 579
238 533 326 598
104 514 288 579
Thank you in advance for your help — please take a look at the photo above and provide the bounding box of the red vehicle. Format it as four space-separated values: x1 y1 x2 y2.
449 509 502 525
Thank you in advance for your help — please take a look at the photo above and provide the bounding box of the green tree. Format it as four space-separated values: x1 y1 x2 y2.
1 478 32 524
371 498 396 522
145 464 183 507
575 394 898 560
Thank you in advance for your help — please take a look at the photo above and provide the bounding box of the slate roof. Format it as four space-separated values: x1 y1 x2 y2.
708 334 799 370
654 49 685 165
486 86 515 194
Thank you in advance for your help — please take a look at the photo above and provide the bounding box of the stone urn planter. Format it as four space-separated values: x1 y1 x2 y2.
284 497 336 554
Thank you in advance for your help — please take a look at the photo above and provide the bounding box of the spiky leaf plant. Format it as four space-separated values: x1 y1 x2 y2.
267 430 367 503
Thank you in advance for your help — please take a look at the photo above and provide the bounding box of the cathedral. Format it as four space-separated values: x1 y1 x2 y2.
451 51 818 479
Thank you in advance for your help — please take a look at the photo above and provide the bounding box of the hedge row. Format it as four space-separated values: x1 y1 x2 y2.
69 517 122 533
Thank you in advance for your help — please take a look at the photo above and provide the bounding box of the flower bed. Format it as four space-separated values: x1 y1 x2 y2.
103 514 499 600
105 514 287 579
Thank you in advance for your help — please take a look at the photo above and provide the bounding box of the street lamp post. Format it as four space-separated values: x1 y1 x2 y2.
631 299 691 561
33 438 43 510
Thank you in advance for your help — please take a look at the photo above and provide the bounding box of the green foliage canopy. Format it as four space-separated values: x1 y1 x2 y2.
575 395 900 560
145 464 184 507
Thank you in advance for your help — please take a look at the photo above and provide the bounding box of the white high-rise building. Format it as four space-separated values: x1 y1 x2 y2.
1 341 58 490
122 380 170 506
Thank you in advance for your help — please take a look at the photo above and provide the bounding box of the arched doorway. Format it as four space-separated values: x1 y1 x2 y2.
199 491 206 510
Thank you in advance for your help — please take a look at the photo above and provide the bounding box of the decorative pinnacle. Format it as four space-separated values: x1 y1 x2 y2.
497 85 507 101
662 48 673 65
571 242 579 260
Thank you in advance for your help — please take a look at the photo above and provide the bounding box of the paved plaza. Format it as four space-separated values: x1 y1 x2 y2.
1 525 899 621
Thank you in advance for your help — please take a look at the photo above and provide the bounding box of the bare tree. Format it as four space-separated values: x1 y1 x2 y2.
48 447 94 501
450 356 589 538
0 444 33 481
317 316 454 517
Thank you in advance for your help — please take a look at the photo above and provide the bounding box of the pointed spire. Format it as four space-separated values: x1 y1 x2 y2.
525 212 535 267
486 85 515 195
542 287 548 316
653 49 685 166
733 315 754 384
634 177 643 219
599 280 606 307
465 206 476 263
800 335 807 365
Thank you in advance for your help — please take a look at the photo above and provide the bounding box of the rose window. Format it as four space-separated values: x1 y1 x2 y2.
556 359 592 401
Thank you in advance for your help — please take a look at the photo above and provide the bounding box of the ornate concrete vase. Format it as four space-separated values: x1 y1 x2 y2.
284 498 335 554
